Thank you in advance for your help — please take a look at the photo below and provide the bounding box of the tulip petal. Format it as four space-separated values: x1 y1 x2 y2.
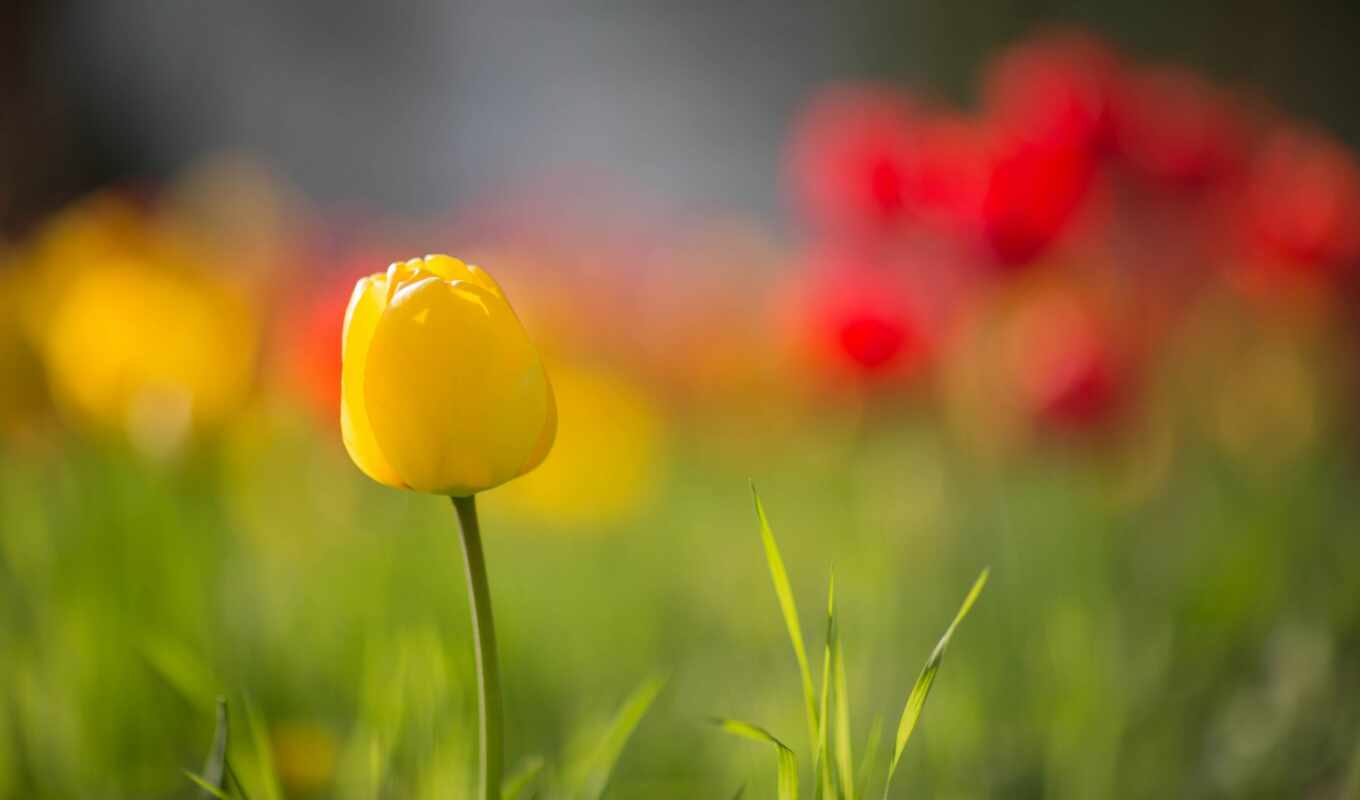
519 379 558 474
362 276 553 495
417 254 506 298
340 274 405 488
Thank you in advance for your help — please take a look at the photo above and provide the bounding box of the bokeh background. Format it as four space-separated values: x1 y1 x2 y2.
4 2 1360 797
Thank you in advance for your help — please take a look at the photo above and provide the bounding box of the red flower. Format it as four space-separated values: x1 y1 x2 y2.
977 34 1120 269
787 85 922 237
912 113 992 232
787 254 933 382
1008 293 1124 430
1115 65 1245 191
980 138 1097 267
277 274 353 426
897 108 1096 269
1240 126 1360 278
983 30 1123 155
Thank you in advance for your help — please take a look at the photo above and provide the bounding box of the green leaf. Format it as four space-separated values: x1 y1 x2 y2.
883 568 989 799
503 755 545 800
752 484 820 752
185 770 231 800
240 694 280 800
715 719 799 800
815 573 834 800
573 675 665 800
856 715 883 800
833 618 854 800
200 697 230 797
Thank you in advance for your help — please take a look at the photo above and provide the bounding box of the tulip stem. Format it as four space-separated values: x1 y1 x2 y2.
451 494 504 800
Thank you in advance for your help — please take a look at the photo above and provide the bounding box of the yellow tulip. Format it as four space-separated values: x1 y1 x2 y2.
43 258 257 455
341 254 556 495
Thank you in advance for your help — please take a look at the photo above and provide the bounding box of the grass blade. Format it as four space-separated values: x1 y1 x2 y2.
241 694 281 800
752 484 820 752
200 697 230 797
503 755 545 800
856 714 883 800
574 675 665 800
815 573 835 800
883 568 989 798
185 770 231 800
833 621 854 800
715 719 800 800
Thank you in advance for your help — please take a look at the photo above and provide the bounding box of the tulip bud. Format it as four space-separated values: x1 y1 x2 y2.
340 254 556 495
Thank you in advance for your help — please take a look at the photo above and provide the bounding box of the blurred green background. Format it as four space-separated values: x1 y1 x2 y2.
4 2 1360 799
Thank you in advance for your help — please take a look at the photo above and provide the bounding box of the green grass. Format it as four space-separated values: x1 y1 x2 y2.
725 489 987 799
3 417 1360 797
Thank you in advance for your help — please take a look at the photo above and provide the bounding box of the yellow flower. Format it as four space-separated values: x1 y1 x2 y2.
43 258 256 455
341 255 555 495
500 363 663 526
19 194 157 339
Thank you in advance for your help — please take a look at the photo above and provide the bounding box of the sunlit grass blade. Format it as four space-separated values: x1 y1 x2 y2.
185 770 231 800
856 715 883 800
715 719 799 800
883 568 989 799
241 693 281 800
752 484 820 752
833 621 854 800
572 675 665 800
814 573 834 800
200 697 230 797
502 755 545 800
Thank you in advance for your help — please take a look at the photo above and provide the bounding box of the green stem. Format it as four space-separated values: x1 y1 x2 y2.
452 494 504 800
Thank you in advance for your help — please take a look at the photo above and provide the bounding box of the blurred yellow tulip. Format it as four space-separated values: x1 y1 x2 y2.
19 194 155 340
499 363 663 526
340 255 555 495
43 258 257 456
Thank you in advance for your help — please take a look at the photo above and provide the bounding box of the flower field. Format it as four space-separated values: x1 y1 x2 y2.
3 22 1360 799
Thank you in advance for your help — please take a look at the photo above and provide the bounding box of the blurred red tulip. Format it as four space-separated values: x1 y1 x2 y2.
1240 126 1360 278
275 245 392 429
1008 292 1125 430
1115 65 1244 190
277 274 352 426
980 139 1096 267
787 254 933 383
975 31 1118 268
787 85 922 236
983 30 1123 155
912 113 992 232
